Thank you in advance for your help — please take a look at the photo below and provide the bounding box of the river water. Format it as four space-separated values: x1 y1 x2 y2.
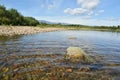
0 30 120 79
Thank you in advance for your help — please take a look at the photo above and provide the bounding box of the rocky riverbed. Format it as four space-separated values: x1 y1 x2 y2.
0 29 120 80
0 26 64 36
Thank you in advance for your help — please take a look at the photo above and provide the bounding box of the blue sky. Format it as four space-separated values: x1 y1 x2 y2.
0 0 120 26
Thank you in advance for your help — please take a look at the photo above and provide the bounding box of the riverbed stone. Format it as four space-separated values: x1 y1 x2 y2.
68 36 77 40
65 47 91 62
79 67 90 72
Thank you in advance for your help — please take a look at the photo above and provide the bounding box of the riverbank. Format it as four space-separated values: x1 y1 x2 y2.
38 24 120 32
0 26 120 36
0 26 65 36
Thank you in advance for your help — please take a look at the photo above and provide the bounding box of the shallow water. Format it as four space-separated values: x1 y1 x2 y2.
0 30 120 79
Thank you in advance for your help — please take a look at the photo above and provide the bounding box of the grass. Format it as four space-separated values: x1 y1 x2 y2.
37 23 120 32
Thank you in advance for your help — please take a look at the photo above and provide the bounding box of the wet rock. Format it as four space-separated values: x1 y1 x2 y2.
66 69 73 73
68 36 77 40
79 67 90 72
3 68 9 73
65 47 92 62
46 72 52 76
13 68 19 72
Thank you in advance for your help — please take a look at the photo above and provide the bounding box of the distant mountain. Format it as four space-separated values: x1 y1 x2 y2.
39 20 57 24
39 20 69 25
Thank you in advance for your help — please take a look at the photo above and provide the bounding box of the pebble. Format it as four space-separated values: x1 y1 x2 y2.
0 26 65 36
66 69 73 72
79 67 90 72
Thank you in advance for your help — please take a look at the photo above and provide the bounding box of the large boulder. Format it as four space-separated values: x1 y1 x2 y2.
65 47 92 62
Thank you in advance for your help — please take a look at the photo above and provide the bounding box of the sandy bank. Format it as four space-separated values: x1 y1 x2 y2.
0 26 65 36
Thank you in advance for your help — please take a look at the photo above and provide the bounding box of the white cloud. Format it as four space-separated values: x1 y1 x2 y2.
64 8 88 15
40 0 63 10
40 0 54 10
41 3 54 10
77 0 100 10
64 0 101 16
88 11 94 16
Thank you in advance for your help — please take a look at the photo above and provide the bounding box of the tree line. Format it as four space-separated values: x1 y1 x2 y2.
0 5 39 26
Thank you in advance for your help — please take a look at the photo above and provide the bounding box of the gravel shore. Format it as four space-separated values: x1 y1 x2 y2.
0 26 64 36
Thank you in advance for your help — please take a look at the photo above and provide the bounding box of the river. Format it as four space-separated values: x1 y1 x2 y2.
0 30 120 79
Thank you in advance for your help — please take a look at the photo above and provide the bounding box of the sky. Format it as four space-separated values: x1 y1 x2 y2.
0 0 120 26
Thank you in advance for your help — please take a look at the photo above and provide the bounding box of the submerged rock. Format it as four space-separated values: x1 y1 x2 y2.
65 47 92 62
68 36 77 40
66 69 73 73
79 67 90 72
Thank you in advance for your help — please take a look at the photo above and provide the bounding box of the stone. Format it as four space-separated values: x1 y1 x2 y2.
79 67 90 72
65 47 91 62
66 69 73 73
68 36 77 40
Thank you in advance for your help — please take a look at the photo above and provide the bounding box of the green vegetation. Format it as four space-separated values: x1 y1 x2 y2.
0 5 39 26
38 23 120 32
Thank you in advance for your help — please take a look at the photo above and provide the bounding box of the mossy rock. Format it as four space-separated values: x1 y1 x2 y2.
65 47 93 63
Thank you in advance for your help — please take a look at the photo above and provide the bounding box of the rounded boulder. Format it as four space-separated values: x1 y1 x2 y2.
65 47 91 62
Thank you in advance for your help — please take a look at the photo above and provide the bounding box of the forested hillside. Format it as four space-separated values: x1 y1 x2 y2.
0 5 39 26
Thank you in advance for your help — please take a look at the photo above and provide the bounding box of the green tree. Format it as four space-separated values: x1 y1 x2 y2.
24 17 39 26
0 5 39 26
118 25 120 28
8 8 24 25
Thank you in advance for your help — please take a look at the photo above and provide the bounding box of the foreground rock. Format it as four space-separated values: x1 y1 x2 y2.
65 47 92 62
0 26 64 36
68 36 77 40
